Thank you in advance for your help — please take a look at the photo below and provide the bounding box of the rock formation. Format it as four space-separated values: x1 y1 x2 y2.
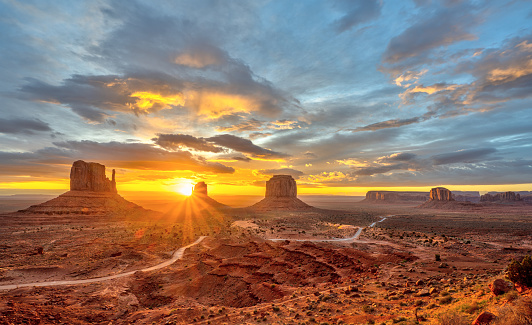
364 191 429 203
192 181 208 196
480 191 522 203
452 191 481 203
189 181 225 208
429 187 453 201
265 175 297 197
20 160 146 216
249 175 313 211
70 160 116 193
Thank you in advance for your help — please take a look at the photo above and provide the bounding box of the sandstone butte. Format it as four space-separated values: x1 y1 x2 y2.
20 160 144 216
249 175 313 211
429 187 454 201
189 181 226 208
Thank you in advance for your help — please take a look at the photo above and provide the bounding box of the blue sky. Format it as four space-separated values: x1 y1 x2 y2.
1 0 531 195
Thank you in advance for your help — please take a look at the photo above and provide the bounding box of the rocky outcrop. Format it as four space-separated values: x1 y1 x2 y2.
265 175 297 198
70 160 116 193
489 279 513 296
364 191 429 203
429 187 453 201
249 175 313 211
480 191 522 203
193 181 208 196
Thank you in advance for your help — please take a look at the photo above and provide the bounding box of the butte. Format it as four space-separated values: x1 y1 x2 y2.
19 160 147 216
249 175 313 211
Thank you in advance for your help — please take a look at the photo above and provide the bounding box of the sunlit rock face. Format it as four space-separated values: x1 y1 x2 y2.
429 187 453 201
265 175 297 198
480 191 522 202
70 160 116 193
193 182 208 196
249 175 312 211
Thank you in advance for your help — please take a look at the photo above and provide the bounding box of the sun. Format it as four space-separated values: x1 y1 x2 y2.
175 182 194 196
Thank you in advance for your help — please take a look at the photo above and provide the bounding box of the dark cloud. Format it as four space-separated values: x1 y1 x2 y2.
153 134 223 153
0 117 52 134
257 168 305 179
206 134 289 159
232 156 252 162
352 117 422 132
332 0 382 33
431 148 497 165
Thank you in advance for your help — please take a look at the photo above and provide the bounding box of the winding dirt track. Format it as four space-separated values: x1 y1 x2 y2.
267 216 388 242
0 236 206 291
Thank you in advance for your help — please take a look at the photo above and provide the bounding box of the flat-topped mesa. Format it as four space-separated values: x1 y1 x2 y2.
70 160 116 193
265 175 297 198
365 191 429 202
192 181 208 196
429 187 453 201
480 191 522 202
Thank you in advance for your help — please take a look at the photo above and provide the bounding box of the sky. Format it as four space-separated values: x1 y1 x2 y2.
1 0 531 196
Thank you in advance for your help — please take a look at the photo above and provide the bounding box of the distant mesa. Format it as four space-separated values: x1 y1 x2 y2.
19 160 146 216
480 191 522 203
249 175 313 211
453 191 480 203
363 191 429 203
418 187 480 210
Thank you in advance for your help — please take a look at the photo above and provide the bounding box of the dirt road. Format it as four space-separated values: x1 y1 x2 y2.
0 236 206 291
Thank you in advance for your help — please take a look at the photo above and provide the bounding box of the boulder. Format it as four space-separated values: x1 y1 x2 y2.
430 187 453 201
265 175 297 197
489 279 512 296
70 160 116 193
472 311 495 325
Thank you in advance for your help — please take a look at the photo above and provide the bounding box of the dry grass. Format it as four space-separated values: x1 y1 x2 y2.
438 312 469 325
493 298 532 325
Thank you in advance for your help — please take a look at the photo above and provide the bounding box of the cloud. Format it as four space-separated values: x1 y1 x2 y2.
256 168 305 179
431 148 497 165
382 6 477 64
206 134 289 159
0 118 52 134
351 117 423 132
153 133 223 153
51 140 235 174
351 163 408 176
331 0 382 33
378 152 418 162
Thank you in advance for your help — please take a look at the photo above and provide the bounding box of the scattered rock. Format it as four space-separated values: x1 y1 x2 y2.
416 289 430 297
489 279 512 296
415 279 425 286
472 311 496 325
438 263 449 268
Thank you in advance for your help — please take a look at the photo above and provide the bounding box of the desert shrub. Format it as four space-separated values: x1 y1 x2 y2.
460 301 480 314
493 298 532 325
439 295 453 304
438 313 469 325
506 255 532 287
435 254 441 261
362 305 375 313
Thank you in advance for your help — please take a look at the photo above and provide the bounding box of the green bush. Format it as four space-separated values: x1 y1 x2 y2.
506 255 532 287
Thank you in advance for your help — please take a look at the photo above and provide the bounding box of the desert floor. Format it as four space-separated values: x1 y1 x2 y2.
0 197 531 324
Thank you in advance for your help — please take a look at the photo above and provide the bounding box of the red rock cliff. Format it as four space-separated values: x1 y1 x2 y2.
70 160 116 193
429 187 453 201
265 175 297 198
